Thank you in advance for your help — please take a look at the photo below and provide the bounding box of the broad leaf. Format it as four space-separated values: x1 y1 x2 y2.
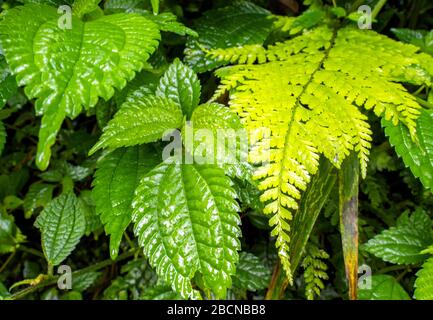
90 95 183 154
358 275 410 300
132 161 241 299
78 190 102 236
232 252 270 292
383 109 433 190
414 256 433 300
392 28 433 56
35 193 86 266
363 210 433 265
72 0 102 18
93 145 160 259
156 59 201 118
0 4 161 169
0 57 18 108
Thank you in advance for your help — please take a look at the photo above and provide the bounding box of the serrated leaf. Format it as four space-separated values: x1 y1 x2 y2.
187 102 251 180
23 183 55 219
414 256 433 300
290 9 324 35
93 145 160 259
363 210 433 265
143 12 197 37
35 193 86 266
232 252 270 291
0 4 161 170
0 211 26 254
90 95 183 154
156 59 201 119
78 190 102 236
0 57 18 109
72 0 102 18
358 275 410 300
391 28 433 56
184 1 274 73
383 109 433 190
132 161 241 299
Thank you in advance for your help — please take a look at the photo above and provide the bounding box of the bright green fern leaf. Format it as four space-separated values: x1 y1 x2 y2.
132 161 241 299
156 59 201 119
383 109 433 190
414 256 433 300
214 24 433 281
89 95 183 154
35 193 85 266
0 4 161 170
93 145 160 259
302 243 329 300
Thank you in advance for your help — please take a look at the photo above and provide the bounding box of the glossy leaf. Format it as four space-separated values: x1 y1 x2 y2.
23 183 55 219
156 59 201 118
72 271 101 292
0 57 18 108
132 162 241 299
35 193 86 266
363 210 433 265
383 109 433 190
0 211 25 254
90 95 183 154
72 0 102 18
0 4 161 170
414 256 433 300
232 252 270 292
93 146 160 259
392 28 433 56
358 275 410 300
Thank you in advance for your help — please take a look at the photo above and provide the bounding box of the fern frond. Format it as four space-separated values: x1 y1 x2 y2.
0 4 161 169
132 162 241 299
302 243 329 300
214 25 433 281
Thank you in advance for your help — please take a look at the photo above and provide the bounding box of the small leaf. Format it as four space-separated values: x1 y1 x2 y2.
232 252 271 292
0 211 25 254
35 193 86 266
90 95 183 154
78 190 102 236
156 59 201 119
358 275 410 300
93 145 160 259
132 161 241 299
383 109 433 190
363 210 433 265
72 271 101 292
23 183 55 219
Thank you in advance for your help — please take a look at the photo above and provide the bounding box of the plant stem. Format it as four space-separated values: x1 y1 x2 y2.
0 251 16 274
18 245 44 258
9 249 137 300
371 0 388 20
416 97 433 109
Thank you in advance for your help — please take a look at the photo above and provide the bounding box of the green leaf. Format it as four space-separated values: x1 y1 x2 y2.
0 4 161 170
358 275 410 300
23 183 55 219
232 252 270 292
363 210 433 265
187 102 251 179
72 0 102 18
93 145 160 259
290 9 325 35
78 190 102 236
35 193 86 266
391 28 433 56
0 57 18 109
143 12 197 37
132 162 241 299
0 211 26 254
141 285 182 300
72 271 101 292
414 256 433 300
150 0 159 14
383 109 433 190
90 95 183 154
184 1 274 73
156 59 201 119
0 121 5 155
